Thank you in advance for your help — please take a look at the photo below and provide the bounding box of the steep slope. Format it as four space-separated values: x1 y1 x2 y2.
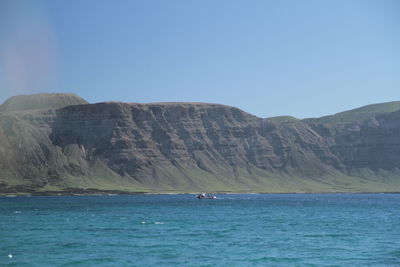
0 93 88 113
309 110 400 171
1 94 400 194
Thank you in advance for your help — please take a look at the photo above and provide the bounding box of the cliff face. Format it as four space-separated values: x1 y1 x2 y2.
312 110 400 171
1 94 400 194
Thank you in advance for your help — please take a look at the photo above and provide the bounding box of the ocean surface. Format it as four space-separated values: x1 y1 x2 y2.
1 194 400 266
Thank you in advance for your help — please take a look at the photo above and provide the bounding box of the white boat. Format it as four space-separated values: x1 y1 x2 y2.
196 193 216 199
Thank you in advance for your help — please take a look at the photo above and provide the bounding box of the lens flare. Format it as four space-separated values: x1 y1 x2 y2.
0 1 58 102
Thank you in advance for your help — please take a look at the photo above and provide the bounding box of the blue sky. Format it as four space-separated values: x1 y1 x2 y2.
0 0 399 118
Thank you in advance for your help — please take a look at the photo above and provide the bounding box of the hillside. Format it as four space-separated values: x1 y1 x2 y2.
1 94 400 194
303 101 400 124
0 93 88 113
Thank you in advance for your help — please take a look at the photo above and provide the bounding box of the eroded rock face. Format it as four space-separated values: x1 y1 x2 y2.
313 110 400 171
1 94 400 193
47 102 343 180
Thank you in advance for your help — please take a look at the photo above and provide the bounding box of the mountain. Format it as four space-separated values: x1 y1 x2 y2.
1 94 400 195
0 93 88 113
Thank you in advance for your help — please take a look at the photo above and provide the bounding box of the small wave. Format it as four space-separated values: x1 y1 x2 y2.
389 249 400 257
61 242 85 249
154 222 164 224
303 233 350 238
251 256 301 263
60 257 115 266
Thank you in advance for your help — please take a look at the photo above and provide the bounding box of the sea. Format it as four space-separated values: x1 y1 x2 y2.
1 194 400 266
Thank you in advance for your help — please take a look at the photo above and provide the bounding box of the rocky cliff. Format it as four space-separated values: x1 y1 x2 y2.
1 94 400 194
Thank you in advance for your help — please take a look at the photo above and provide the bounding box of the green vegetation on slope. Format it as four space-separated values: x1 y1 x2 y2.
0 93 88 113
1 93 400 195
265 116 300 123
304 101 400 124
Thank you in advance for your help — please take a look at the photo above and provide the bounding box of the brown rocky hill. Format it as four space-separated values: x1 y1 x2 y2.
1 94 400 194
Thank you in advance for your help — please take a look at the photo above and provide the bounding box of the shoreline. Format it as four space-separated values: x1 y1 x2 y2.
1 189 400 197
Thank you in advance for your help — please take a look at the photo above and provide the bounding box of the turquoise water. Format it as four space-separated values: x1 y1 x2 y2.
1 194 400 266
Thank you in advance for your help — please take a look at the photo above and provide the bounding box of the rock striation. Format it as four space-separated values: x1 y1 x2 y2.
1 94 400 194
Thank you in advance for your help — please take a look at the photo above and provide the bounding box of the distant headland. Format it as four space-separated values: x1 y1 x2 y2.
1 93 400 195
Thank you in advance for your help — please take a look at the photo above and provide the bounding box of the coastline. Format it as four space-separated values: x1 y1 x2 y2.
1 188 400 197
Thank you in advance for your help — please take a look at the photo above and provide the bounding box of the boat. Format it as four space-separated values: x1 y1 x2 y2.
196 193 216 199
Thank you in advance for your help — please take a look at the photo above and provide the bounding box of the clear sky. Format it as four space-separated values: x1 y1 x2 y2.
0 0 399 118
